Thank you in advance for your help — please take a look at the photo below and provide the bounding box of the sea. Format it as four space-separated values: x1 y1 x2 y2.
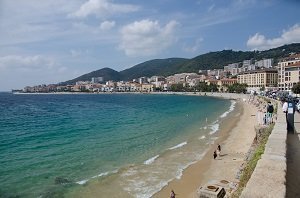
0 93 235 198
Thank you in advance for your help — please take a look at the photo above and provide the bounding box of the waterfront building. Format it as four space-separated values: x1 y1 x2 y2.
206 78 237 92
237 69 278 92
278 54 300 91
141 84 154 92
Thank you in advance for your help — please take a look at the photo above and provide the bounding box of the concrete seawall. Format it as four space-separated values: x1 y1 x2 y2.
241 101 287 198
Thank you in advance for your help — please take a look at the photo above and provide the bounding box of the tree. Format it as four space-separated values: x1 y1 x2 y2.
207 84 218 92
171 84 184 92
228 83 248 93
292 82 300 94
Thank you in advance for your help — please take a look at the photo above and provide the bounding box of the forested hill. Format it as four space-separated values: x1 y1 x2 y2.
59 43 300 85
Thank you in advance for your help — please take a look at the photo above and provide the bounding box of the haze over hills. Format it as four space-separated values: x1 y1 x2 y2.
60 43 300 85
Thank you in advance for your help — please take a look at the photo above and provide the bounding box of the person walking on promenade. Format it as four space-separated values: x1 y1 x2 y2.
282 98 288 119
267 101 274 124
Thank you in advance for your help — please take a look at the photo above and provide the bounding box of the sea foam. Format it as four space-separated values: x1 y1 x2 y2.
76 169 119 185
199 135 206 140
168 141 187 150
143 155 159 165
220 100 236 118
209 123 219 134
76 179 88 185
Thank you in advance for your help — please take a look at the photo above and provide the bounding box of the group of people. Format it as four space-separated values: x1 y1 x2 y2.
213 144 221 159
256 101 274 126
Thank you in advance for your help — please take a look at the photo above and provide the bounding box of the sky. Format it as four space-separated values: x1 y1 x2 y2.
0 0 300 91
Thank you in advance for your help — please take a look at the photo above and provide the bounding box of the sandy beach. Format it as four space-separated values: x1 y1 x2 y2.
153 97 258 198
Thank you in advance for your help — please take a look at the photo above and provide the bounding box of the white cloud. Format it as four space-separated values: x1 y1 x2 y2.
119 19 179 56
0 55 55 71
247 24 300 50
0 55 73 90
183 38 203 53
70 0 139 18
70 49 90 57
100 20 116 30
0 1 81 46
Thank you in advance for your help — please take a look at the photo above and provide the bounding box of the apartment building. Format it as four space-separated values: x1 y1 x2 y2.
206 78 237 92
255 59 273 68
237 69 278 92
278 54 300 91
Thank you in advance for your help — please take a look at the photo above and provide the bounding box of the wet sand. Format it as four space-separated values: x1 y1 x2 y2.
153 100 257 198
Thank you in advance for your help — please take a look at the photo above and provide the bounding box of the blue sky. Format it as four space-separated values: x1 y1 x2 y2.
0 0 299 91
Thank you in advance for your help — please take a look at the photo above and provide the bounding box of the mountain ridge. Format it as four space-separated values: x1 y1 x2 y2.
59 43 300 85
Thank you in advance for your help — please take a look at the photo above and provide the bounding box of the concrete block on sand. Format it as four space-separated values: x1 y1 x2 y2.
198 185 226 198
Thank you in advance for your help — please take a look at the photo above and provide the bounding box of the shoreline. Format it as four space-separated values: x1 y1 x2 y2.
153 96 256 198
6 92 255 198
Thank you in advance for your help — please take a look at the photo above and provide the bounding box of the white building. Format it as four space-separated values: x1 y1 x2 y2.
255 59 273 69
91 77 104 83
138 77 148 84
278 54 300 91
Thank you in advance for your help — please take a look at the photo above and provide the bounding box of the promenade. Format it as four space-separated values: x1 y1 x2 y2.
241 103 300 198
286 111 300 198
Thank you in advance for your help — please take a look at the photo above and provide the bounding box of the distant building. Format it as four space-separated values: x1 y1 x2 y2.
237 69 278 92
243 60 252 68
141 84 154 92
174 73 188 83
247 64 257 71
76 81 90 85
255 59 273 69
91 77 103 83
207 69 224 78
205 78 237 92
138 77 148 84
278 54 300 91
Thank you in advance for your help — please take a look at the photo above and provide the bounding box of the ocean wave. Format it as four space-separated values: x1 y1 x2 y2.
76 169 119 185
143 155 159 165
199 135 206 140
220 100 236 118
122 147 209 198
209 123 219 134
168 141 187 150
76 179 88 185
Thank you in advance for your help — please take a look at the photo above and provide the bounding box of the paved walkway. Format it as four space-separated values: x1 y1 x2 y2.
286 111 300 198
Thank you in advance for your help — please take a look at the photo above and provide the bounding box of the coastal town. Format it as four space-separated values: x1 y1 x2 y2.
20 53 300 95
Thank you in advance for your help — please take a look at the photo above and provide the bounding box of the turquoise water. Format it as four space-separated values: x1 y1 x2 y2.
0 93 232 198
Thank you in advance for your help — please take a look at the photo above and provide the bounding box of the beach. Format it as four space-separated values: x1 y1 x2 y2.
153 96 257 198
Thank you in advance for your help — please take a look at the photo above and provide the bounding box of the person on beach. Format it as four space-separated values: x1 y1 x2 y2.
217 144 221 156
170 190 176 198
213 150 217 159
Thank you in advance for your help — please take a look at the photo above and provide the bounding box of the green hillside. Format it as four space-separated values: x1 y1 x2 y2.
60 68 120 85
119 58 188 81
60 43 300 85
